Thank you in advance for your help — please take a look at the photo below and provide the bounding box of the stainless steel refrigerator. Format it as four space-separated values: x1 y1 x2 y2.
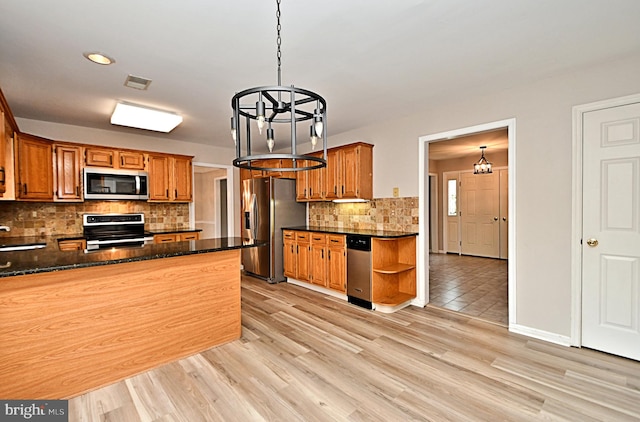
241 177 306 283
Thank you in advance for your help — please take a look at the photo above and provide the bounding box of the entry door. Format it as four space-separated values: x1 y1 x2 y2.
460 172 500 258
582 102 640 361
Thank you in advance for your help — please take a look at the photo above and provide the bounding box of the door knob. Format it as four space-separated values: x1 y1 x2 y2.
494 217 498 221
586 238 599 247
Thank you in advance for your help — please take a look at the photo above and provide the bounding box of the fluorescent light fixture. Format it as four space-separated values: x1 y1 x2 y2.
111 102 183 133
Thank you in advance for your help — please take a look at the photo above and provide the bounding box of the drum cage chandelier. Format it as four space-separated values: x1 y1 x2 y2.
230 0 327 172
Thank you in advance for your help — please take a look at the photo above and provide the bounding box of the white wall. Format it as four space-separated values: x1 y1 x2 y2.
326 54 640 338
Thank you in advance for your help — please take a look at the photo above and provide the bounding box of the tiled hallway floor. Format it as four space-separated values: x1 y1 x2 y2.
428 253 508 325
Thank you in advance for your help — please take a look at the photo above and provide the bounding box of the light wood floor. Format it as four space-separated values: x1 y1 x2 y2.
69 276 640 421
429 253 508 325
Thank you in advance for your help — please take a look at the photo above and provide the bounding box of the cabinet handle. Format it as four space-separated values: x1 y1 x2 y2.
321 249 324 259
76 186 80 196
24 184 27 195
296 245 299 253
334 186 337 195
328 250 331 259
342 185 344 194
0 167 5 184
166 189 169 198
175 189 178 198
109 155 113 165
121 156 124 166
310 188 313 196
330 239 339 243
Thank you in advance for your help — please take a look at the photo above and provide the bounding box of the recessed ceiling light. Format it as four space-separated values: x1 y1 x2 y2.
111 102 183 133
83 52 115 65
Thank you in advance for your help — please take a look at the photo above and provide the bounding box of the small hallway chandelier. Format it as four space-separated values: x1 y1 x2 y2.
473 146 493 174
230 0 327 172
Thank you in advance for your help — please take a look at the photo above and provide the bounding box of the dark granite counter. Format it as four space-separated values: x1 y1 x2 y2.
0 237 261 278
282 225 418 238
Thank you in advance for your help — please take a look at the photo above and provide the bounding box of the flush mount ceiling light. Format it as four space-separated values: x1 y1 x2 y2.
111 102 183 133
473 146 493 174
230 0 327 172
83 52 115 65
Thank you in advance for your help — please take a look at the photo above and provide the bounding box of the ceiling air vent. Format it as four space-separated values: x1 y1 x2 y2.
124 74 152 90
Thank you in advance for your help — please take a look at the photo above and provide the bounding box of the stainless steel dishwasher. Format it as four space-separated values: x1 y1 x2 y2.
346 234 373 309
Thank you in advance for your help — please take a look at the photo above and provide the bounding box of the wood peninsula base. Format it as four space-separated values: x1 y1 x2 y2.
0 249 241 399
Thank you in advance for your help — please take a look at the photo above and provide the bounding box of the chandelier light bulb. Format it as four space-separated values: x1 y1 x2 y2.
310 125 318 150
267 127 275 152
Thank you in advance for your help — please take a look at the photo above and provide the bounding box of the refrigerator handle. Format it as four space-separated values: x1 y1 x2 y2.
251 193 258 239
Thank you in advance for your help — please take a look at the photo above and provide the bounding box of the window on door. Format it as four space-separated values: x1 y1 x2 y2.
447 179 457 216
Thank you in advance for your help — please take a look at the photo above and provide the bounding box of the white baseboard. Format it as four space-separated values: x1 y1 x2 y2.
509 323 572 347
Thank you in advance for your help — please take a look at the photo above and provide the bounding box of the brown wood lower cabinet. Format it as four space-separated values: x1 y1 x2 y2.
284 230 346 293
153 232 200 244
58 239 86 251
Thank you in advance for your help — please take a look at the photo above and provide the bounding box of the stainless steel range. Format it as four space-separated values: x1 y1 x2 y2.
83 213 154 250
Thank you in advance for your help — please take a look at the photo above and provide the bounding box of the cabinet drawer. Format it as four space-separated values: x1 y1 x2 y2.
58 239 86 251
328 235 345 247
283 230 295 240
154 234 177 243
295 232 310 243
311 233 327 244
178 232 199 241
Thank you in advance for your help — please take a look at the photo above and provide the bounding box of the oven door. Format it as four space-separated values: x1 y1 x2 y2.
86 236 154 251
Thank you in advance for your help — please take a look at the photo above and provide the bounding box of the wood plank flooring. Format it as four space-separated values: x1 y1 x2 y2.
69 275 640 421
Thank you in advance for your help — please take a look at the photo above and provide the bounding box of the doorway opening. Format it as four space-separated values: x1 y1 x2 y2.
191 163 235 239
418 119 516 327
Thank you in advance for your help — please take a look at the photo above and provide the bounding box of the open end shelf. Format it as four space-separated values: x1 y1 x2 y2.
373 263 416 274
373 292 415 306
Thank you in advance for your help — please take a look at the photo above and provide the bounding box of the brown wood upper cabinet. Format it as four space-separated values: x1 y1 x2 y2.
85 147 145 170
15 133 54 201
0 88 18 199
296 142 373 202
148 153 193 202
54 143 82 201
0 110 6 197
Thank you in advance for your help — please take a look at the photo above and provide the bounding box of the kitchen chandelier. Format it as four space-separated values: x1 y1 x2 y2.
473 146 493 174
230 0 327 172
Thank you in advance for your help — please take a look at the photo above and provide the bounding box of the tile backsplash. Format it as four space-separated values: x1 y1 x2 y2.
0 201 190 237
309 197 419 233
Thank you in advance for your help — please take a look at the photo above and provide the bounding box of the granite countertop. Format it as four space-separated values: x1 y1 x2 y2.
282 225 418 238
0 237 262 278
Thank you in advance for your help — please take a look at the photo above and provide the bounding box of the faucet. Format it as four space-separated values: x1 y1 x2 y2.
0 226 10 232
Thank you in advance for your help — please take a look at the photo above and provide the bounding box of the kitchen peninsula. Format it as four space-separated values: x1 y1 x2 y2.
0 238 260 399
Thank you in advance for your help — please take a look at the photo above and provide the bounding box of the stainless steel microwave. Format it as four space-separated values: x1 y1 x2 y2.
83 167 149 200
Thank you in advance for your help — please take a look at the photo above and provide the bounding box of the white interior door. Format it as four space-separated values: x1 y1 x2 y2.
499 169 509 259
460 172 500 258
582 101 640 361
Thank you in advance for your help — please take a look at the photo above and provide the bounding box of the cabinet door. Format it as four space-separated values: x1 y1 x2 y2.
295 232 311 282
85 147 115 168
55 145 82 200
118 151 145 170
325 149 341 200
342 146 359 198
283 238 296 278
172 156 193 202
310 233 327 287
328 235 347 292
296 160 309 201
148 154 171 200
0 111 5 196
16 134 54 201
308 152 325 200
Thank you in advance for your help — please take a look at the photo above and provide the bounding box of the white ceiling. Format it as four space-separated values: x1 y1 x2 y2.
1 0 639 155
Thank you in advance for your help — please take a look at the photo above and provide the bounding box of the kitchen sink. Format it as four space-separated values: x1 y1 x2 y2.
0 243 47 252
